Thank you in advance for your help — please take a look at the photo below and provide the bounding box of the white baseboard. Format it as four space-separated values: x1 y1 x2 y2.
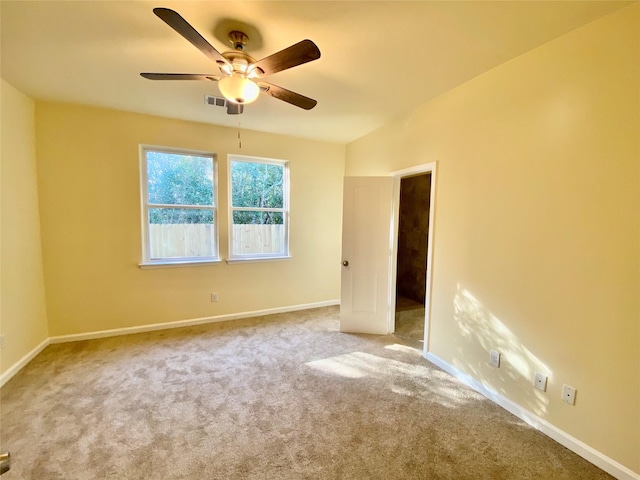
425 352 639 480
49 299 340 344
0 338 50 388
1 301 339 387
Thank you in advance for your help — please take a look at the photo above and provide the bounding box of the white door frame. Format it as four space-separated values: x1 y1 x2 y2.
388 162 437 356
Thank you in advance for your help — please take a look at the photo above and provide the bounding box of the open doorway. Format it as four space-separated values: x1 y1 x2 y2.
339 163 436 339
393 172 432 348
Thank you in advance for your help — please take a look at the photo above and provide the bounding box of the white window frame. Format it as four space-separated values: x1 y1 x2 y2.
227 155 290 263
139 145 220 268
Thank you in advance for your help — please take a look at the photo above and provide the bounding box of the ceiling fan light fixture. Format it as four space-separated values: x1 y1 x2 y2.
218 75 260 104
141 9 321 113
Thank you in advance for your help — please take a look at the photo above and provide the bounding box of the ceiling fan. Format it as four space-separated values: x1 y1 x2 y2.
141 8 321 115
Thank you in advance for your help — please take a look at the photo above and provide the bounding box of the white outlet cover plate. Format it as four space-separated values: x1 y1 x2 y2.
534 372 547 391
489 350 500 367
562 384 576 405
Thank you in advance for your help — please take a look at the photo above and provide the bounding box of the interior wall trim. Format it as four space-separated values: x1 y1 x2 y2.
0 300 339 388
0 338 50 388
48 300 340 344
425 352 639 480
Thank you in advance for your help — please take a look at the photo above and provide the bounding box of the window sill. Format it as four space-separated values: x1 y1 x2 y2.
139 259 223 269
226 256 292 265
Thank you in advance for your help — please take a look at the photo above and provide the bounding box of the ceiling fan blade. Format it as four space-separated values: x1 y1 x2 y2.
259 82 317 110
226 102 244 115
140 73 220 81
153 8 229 66
252 40 320 77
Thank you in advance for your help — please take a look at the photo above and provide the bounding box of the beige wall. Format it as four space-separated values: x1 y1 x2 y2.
35 103 344 336
0 80 50 376
346 4 639 474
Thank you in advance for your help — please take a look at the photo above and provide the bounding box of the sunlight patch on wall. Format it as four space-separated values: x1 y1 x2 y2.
454 284 552 415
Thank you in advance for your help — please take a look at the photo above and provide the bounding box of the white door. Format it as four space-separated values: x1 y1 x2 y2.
340 176 394 334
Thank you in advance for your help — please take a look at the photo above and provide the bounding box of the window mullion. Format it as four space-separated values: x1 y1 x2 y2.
148 203 215 210
231 207 284 213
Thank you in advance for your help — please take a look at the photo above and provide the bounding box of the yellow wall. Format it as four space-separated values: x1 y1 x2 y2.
35 103 344 336
346 4 639 474
0 80 50 376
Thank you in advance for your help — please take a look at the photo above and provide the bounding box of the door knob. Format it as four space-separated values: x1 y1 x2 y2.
342 260 349 267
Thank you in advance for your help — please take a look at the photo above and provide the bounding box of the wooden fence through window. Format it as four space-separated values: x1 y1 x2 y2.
149 224 284 258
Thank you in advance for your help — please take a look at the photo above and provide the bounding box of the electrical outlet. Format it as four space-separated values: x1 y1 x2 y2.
562 384 576 405
210 293 219 303
534 372 548 392
489 350 501 368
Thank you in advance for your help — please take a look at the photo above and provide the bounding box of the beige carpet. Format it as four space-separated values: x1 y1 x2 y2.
0 306 612 479
394 307 425 348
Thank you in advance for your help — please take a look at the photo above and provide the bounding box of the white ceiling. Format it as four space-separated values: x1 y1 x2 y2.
1 1 632 144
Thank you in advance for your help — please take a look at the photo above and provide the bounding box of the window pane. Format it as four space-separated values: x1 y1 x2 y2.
231 161 283 208
231 210 285 256
148 208 215 258
232 211 283 225
150 208 213 224
147 151 213 206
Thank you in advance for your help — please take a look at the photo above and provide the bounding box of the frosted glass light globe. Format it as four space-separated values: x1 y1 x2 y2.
218 75 260 104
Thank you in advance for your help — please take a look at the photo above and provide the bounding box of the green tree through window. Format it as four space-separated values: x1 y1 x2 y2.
147 151 214 224
231 161 283 224
141 148 218 263
229 157 289 258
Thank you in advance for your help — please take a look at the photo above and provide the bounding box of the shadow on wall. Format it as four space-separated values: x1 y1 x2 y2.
452 284 551 417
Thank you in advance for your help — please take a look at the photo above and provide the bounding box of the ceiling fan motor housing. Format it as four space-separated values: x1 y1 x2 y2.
228 31 248 50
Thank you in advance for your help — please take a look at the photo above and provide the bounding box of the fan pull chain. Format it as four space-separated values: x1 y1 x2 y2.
237 122 242 149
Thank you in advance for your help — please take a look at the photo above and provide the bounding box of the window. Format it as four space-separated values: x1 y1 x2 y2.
140 147 218 265
229 156 289 260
